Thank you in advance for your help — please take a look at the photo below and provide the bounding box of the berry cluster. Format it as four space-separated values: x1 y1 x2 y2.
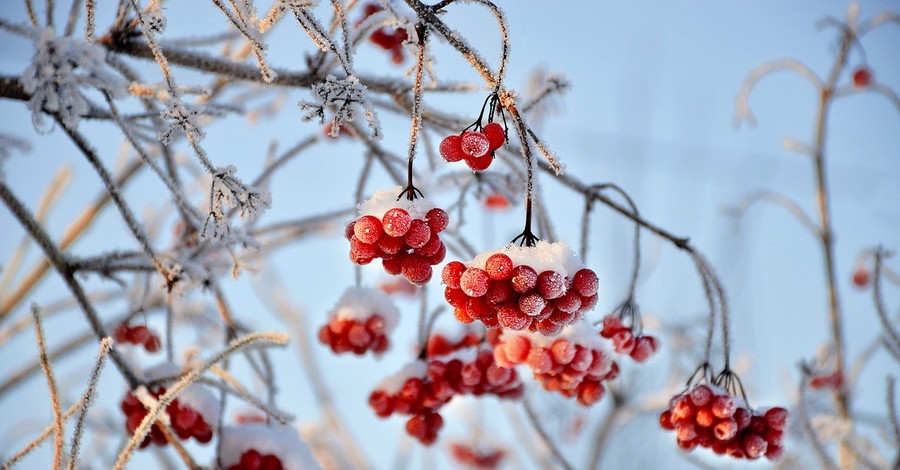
317 287 399 356
493 321 619 406
440 122 505 172
660 384 787 461
447 442 505 469
442 241 599 335
348 187 449 286
809 370 843 390
357 3 407 64
425 329 480 358
113 323 161 353
120 389 213 448
369 346 523 444
600 314 659 362
225 449 285 470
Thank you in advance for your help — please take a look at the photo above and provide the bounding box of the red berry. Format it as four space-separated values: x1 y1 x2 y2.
660 410 675 430
852 266 870 288
127 325 151 344
600 315 625 337
497 306 529 330
114 324 130 343
442 261 466 289
402 255 432 285
572 269 599 297
510 265 538 293
382 208 411 237
260 454 284 470
714 418 738 441
550 339 576 365
144 335 161 353
440 135 464 162
485 279 514 305
537 271 566 300
711 394 736 419
460 268 490 297
611 330 635 354
378 235 405 255
743 433 768 459
460 131 490 158
629 336 656 362
483 122 505 150
689 384 713 407
465 153 493 172
425 207 449 233
240 449 262 470
404 219 431 248
484 193 511 210
695 407 715 427
527 347 553 374
518 292 546 316
764 407 789 431
485 253 513 280
852 67 872 87
353 215 382 244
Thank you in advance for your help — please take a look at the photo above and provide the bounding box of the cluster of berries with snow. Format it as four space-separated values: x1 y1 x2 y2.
317 287 399 356
347 187 449 286
492 320 619 406
442 241 599 335
600 312 659 363
368 339 523 444
440 122 505 172
447 441 505 470
660 382 788 461
113 323 162 353
219 424 319 470
119 387 216 448
356 3 408 64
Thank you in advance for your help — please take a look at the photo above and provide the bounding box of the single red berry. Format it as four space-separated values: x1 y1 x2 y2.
764 407 789 431
402 255 432 286
260 454 284 470
484 192 511 210
143 335 162 353
114 324 130 343
518 292 546 316
537 270 566 300
497 305 529 330
659 409 675 430
353 215 383 244
439 135 464 162
852 265 870 288
425 207 449 233
711 394 737 419
240 449 262 470
382 208 411 237
527 347 553 374
743 433 768 459
465 153 492 172
689 384 713 407
852 67 872 87
460 267 490 297
404 219 431 248
460 131 490 158
504 335 531 363
572 269 599 297
483 122 505 150
510 265 538 293
441 261 466 289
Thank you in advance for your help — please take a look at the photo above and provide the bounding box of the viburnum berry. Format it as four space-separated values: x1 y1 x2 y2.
440 134 465 163
483 122 505 150
852 264 870 288
660 379 788 462
219 423 318 470
318 287 398 356
348 187 449 286
356 3 408 64
483 192 511 211
852 67 872 87
599 297 660 363
114 323 163 354
447 441 505 469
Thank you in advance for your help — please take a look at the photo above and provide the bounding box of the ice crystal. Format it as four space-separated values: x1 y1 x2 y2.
201 165 272 242
299 75 381 139
158 100 223 144
20 27 126 132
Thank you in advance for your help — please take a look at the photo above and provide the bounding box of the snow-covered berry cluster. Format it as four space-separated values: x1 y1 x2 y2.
660 384 788 461
493 320 619 406
439 122 505 172
113 323 162 353
347 187 448 286
219 423 319 470
447 441 505 469
120 386 217 448
317 287 399 356
600 314 659 363
442 241 598 335
356 3 408 64
369 345 523 444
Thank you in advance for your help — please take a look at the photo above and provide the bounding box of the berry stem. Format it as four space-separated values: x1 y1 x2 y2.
510 196 538 247
592 184 642 298
714 368 749 407
686 362 714 388
400 23 429 202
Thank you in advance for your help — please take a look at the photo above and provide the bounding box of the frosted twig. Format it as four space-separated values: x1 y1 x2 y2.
209 365 294 424
798 373 839 470
31 304 64 469
287 3 353 76
691 254 718 366
592 184 641 298
833 83 900 111
84 0 94 41
112 331 289 470
25 0 39 26
63 0 84 36
211 0 277 82
725 189 820 238
525 125 563 175
734 58 823 127
888 376 900 467
157 423 202 470
330 0 353 70
67 337 112 470
0 400 81 469
405 24 427 166
873 249 900 351
521 398 574 470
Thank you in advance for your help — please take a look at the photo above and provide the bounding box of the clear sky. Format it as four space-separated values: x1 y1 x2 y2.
1 1 898 468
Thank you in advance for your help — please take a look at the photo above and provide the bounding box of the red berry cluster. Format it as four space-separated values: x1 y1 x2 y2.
439 122 505 172
318 314 389 355
493 326 618 406
442 250 599 335
357 3 407 64
600 314 659 362
114 323 161 353
369 346 523 444
225 449 284 470
120 389 212 448
659 384 787 461
447 442 505 469
809 370 843 390
346 205 448 286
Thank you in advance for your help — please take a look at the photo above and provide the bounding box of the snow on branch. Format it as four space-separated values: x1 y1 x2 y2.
299 74 381 139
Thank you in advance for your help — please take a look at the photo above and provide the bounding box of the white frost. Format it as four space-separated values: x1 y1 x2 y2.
299 75 382 140
374 360 427 395
468 240 585 279
329 286 400 332
219 423 322 470
357 186 437 220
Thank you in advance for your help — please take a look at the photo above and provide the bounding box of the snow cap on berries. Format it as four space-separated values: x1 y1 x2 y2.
219 423 322 470
468 240 584 279
500 318 609 352
329 286 400 332
141 362 220 427
357 186 437 220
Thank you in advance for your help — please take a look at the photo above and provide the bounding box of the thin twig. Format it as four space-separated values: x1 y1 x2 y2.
31 304 64 470
521 398 574 470
1 401 82 469
67 337 112 470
